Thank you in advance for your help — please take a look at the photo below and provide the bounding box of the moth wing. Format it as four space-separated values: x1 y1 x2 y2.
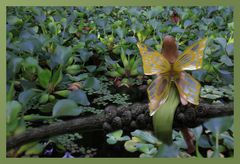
175 72 201 105
173 38 207 71
147 74 171 116
137 43 171 75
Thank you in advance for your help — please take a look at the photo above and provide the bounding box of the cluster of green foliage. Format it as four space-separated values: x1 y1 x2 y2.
7 6 233 157
107 115 233 158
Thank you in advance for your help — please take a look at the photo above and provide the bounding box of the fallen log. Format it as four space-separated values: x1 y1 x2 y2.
7 102 233 150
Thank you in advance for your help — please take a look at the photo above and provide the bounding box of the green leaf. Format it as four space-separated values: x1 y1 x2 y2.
68 89 90 106
68 25 77 33
16 142 39 155
120 48 129 69
124 140 138 152
108 130 123 139
18 89 37 106
14 119 26 135
51 45 73 67
204 116 233 135
24 57 39 68
6 101 22 124
226 43 233 56
52 99 82 117
183 20 192 28
84 77 101 90
53 90 70 97
7 16 22 25
51 66 63 88
39 93 49 104
135 143 155 154
18 39 42 53
215 37 227 48
25 143 45 155
7 82 15 101
67 73 89 82
78 49 93 63
221 133 234 149
115 27 125 39
152 85 180 144
86 65 97 72
191 125 203 141
220 55 233 66
23 114 53 121
198 134 212 148
66 64 81 75
106 137 117 144
131 130 159 144
9 57 23 75
155 144 179 157
38 69 52 89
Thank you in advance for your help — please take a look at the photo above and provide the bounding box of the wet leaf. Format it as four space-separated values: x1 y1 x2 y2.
52 99 82 117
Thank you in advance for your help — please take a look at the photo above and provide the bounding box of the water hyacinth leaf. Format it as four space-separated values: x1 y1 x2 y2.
68 89 90 106
24 57 39 68
67 73 89 82
78 49 93 63
105 55 117 65
51 45 72 67
131 130 159 144
52 99 82 117
115 27 125 39
18 89 37 106
215 37 227 48
7 15 22 25
171 26 184 33
155 144 179 157
124 140 138 152
7 100 22 124
135 143 155 154
17 38 42 53
7 82 15 101
191 125 203 140
125 36 137 43
38 69 52 89
106 130 123 139
220 55 233 66
25 143 45 155
84 77 101 90
218 70 233 84
14 119 26 135
119 136 130 141
183 20 192 28
106 136 117 145
203 116 233 135
86 65 97 72
226 43 233 56
221 133 234 149
192 70 207 82
198 135 212 148
16 142 39 155
106 130 129 144
9 57 23 75
51 66 63 88
23 114 53 121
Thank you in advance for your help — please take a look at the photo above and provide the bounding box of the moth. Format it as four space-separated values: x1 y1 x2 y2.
137 38 207 116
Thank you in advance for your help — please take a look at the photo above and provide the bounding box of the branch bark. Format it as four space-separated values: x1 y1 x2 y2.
7 102 233 150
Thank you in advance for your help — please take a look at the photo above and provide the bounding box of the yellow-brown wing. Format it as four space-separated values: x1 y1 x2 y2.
147 73 171 116
175 72 201 105
173 38 207 71
137 43 171 75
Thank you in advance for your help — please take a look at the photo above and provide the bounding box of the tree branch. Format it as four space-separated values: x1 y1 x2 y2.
7 102 233 150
